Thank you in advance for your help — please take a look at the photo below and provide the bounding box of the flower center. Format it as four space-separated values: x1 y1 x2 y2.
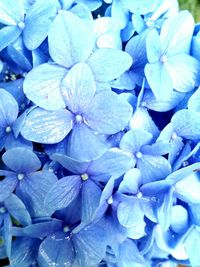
81 173 89 181
107 196 113 205
75 114 83 123
17 21 25 30
171 132 178 140
136 152 143 159
5 126 12 134
63 225 69 233
160 54 168 64
0 207 6 213
17 173 25 180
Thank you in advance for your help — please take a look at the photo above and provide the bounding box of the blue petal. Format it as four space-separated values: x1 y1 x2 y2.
165 54 200 93
171 109 200 140
75 0 102 11
16 171 58 217
48 11 94 68
88 148 134 181
174 172 200 204
21 107 73 144
7 36 32 71
10 237 40 267
0 26 22 52
44 175 81 213
185 227 200 267
120 129 152 154
146 29 161 63
160 11 194 56
2 213 12 258
0 176 17 202
4 194 31 226
81 180 102 223
118 168 141 194
73 224 107 267
23 220 63 239
170 205 189 234
111 0 129 29
66 123 108 161
120 0 160 14
0 89 18 127
2 147 41 173
23 63 67 111
145 62 173 100
0 0 24 25
137 154 171 183
51 153 90 174
70 3 93 21
23 0 57 50
85 91 132 134
189 204 200 226
87 48 132 82
61 63 96 113
38 232 75 267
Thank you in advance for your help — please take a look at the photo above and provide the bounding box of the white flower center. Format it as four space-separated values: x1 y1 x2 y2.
136 152 143 159
81 173 89 181
17 173 25 180
5 126 12 133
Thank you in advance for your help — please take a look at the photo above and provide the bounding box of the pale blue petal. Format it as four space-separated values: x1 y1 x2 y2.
137 154 171 183
111 0 129 29
142 89 185 112
85 91 132 134
118 168 141 194
88 148 134 180
23 63 67 111
145 62 173 100
0 0 24 25
146 29 161 63
76 0 102 11
66 123 108 161
44 175 81 213
4 194 31 226
16 171 58 217
21 108 73 144
174 172 200 204
117 199 144 228
129 107 160 138
160 11 194 56
70 3 93 21
38 232 75 267
87 48 132 82
170 205 189 234
0 89 18 127
120 129 152 154
48 11 94 68
23 0 57 50
165 54 200 93
0 26 21 52
188 87 200 112
2 147 41 173
120 0 160 14
185 227 200 267
61 63 95 113
171 109 200 140
73 224 107 267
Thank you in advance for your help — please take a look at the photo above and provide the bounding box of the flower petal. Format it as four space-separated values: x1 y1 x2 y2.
48 10 94 68
0 176 17 202
85 91 132 134
23 63 67 111
2 147 41 173
0 26 22 52
61 63 96 113
38 232 75 267
44 175 82 213
87 48 132 82
21 107 73 144
0 0 24 25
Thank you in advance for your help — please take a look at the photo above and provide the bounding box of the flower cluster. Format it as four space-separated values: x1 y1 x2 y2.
0 0 200 266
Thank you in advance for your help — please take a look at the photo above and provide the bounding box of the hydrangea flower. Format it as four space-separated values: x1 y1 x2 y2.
0 0 200 266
